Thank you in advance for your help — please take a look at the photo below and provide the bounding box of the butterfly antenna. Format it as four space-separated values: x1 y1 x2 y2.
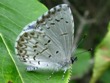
72 34 87 52
77 34 87 47
47 71 55 80
75 48 92 55
72 35 90 64
71 48 92 64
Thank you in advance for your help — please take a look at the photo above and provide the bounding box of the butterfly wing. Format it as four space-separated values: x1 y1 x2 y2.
15 4 74 70
35 4 74 62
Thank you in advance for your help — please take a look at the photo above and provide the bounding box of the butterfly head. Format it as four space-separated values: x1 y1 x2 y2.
71 56 77 64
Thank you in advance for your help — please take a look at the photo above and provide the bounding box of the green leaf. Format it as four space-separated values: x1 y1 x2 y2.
90 23 110 83
0 33 22 83
100 68 110 83
0 0 72 83
68 49 91 83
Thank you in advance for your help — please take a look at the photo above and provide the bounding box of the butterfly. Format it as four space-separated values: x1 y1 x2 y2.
15 4 77 78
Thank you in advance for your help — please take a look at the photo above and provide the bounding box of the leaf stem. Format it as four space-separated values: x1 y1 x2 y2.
0 33 24 83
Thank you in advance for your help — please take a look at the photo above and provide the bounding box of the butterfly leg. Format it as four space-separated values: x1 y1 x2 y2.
62 69 67 79
47 71 55 80
26 66 38 71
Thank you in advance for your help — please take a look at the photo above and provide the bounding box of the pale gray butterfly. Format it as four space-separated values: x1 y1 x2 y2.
15 4 77 78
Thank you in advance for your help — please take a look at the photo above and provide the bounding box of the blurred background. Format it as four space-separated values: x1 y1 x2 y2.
40 0 110 83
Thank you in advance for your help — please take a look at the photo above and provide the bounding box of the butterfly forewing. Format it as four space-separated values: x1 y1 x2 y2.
36 4 74 62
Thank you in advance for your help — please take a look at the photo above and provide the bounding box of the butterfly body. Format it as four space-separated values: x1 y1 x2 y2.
15 4 75 72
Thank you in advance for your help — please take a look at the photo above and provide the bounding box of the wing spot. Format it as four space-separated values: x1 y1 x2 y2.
44 40 51 45
23 58 27 62
43 13 50 18
33 56 36 60
36 53 39 55
50 23 55 25
39 28 43 31
47 27 50 29
35 42 38 44
44 43 47 45
37 18 44 24
20 50 23 53
56 51 59 54
33 45 37 48
48 40 51 43
34 49 36 52
49 55 51 58
19 50 27 55
18 43 23 47
24 33 28 37
60 18 64 20
30 32 35 36
38 61 40 65
20 38 24 42
65 21 68 23
55 19 60 22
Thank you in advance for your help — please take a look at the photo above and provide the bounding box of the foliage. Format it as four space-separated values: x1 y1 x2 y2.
90 23 110 83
